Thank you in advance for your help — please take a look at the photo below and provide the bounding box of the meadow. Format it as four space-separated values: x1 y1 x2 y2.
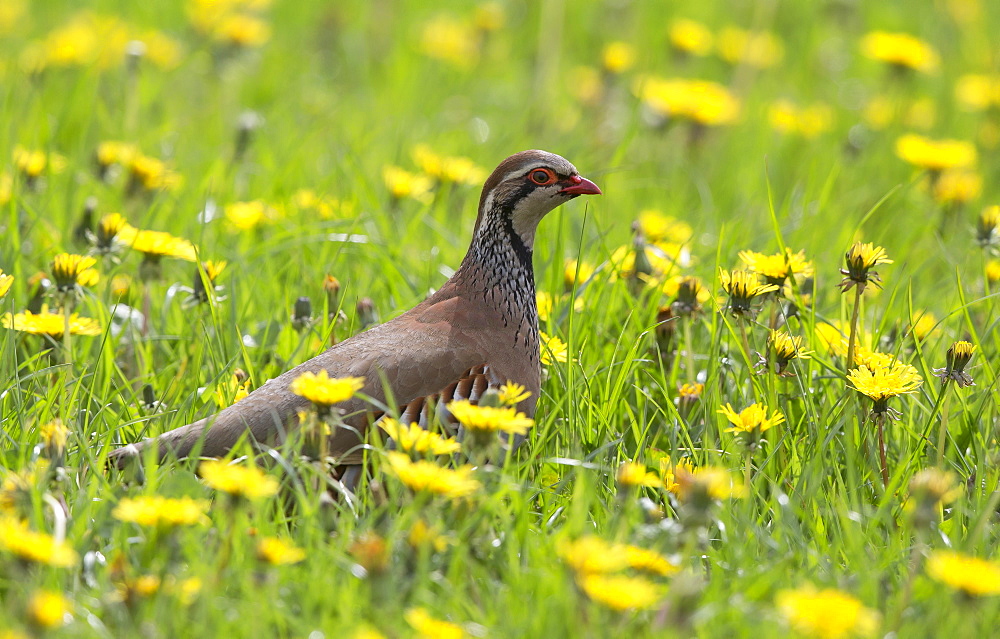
2 0 1000 636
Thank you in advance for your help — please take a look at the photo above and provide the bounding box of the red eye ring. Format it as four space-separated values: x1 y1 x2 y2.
529 168 556 185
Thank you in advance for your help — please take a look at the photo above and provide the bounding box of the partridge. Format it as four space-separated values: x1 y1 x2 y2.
107 150 601 469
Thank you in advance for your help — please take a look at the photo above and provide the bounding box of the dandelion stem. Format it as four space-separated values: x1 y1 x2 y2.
935 381 953 466
876 418 889 489
846 285 862 372
62 303 72 366
737 320 753 371
683 318 696 380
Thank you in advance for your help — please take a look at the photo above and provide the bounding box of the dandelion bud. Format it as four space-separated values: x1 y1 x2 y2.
839 242 892 293
719 269 778 317
324 275 341 313
291 296 313 331
654 306 675 357
676 383 703 418
671 276 704 317
233 110 264 163
72 197 97 246
933 341 976 387
976 205 1000 248
356 297 379 327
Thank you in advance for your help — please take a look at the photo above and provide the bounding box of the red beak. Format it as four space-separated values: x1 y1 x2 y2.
559 175 602 196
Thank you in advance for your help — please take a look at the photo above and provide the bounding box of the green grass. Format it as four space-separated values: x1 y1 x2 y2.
2 0 1000 636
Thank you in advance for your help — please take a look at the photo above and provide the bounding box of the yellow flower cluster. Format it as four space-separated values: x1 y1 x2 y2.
768 100 834 138
636 76 741 126
256 537 306 565
112 496 210 527
200 460 280 499
188 0 272 47
289 371 365 409
405 607 465 639
412 145 487 185
718 402 785 435
847 362 923 402
447 400 534 436
776 584 879 638
0 517 78 567
895 134 977 172
384 451 480 500
1 308 102 338
557 536 674 611
926 550 1000 597
738 248 813 284
117 225 198 262
19 11 181 72
379 418 461 456
956 74 1000 112
665 19 782 68
861 30 939 73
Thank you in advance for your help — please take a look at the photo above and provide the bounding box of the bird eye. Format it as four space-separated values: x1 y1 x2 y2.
530 169 555 185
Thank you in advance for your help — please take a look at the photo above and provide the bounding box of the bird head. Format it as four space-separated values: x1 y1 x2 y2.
474 150 601 248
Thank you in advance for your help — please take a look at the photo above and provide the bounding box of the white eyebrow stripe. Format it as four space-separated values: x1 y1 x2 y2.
498 162 554 184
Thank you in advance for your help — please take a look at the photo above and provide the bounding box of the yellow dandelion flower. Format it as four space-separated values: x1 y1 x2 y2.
988 260 1000 283
558 536 630 575
256 537 306 565
977 205 1000 247
498 382 531 406
637 210 693 244
116 226 198 262
848 363 923 423
931 169 982 205
839 242 892 292
673 465 746 502
718 402 784 435
616 461 663 488
623 545 679 576
738 248 813 284
384 452 480 499
27 590 72 629
13 146 65 178
225 200 271 230
379 418 461 456
853 346 895 371
956 74 1000 112
112 496 209 527
412 145 486 185
1 309 102 337
776 585 879 638
907 311 939 342
473 3 505 32
926 550 1000 597
563 258 595 288
199 460 279 499
540 330 570 365
860 31 938 73
215 13 270 46
408 518 452 552
383 165 434 203
50 253 99 291
419 14 479 69
39 419 70 457
446 400 534 436
96 140 139 168
895 134 977 172
405 607 465 639
720 269 779 316
536 290 554 322
768 100 834 138
0 517 78 567
579 573 663 611
668 18 713 56
95 212 129 251
767 330 812 375
289 371 365 409
602 41 635 74
636 76 741 126
717 26 784 68
128 154 183 191
0 270 13 299
848 363 923 402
